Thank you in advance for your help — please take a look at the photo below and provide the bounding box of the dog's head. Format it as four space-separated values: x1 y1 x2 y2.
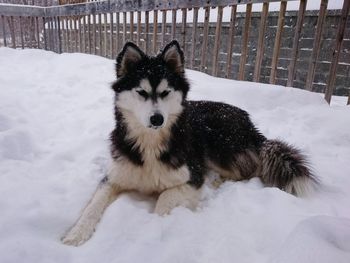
112 40 189 130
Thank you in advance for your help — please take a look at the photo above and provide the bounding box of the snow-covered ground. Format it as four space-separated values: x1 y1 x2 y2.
0 48 349 263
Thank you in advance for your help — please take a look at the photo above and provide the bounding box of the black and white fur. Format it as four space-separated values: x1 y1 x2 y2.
62 40 318 246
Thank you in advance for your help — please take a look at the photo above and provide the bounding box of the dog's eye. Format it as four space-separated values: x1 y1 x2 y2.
136 90 149 99
159 90 170 99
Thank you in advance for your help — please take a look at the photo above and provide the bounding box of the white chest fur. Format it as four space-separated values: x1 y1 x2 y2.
108 155 190 194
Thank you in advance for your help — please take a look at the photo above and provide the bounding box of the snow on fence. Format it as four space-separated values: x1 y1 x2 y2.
0 0 349 104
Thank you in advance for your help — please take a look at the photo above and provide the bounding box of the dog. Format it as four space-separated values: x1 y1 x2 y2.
62 40 318 246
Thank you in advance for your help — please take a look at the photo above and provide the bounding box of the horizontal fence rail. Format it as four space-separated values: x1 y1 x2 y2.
0 0 349 104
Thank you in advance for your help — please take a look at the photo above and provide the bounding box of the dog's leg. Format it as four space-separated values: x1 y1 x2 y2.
62 179 118 246
155 184 202 216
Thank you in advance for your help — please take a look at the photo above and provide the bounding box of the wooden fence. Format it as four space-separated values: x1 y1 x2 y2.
0 0 349 104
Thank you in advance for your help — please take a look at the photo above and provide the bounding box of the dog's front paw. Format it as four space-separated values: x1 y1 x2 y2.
61 224 94 246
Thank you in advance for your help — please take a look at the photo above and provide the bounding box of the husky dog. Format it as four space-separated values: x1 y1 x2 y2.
62 40 317 246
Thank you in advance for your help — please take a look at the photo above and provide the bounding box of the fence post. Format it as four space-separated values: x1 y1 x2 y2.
1 15 7 47
200 7 210 71
305 0 328 91
190 7 198 69
225 5 237 78
238 3 252 80
324 0 350 104
212 6 223 77
269 1 287 84
287 0 307 87
253 2 269 82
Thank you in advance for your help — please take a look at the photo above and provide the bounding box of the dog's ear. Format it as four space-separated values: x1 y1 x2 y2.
161 40 184 75
116 42 145 78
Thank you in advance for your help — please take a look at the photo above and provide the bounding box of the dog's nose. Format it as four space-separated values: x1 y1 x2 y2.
150 113 164 127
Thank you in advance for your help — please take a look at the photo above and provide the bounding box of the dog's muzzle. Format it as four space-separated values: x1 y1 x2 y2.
149 113 164 129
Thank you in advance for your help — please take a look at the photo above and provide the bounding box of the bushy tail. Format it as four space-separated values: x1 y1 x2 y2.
259 139 318 196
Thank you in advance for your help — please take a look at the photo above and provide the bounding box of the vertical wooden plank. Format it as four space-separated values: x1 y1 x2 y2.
62 18 67 52
324 0 349 103
66 17 71 52
145 11 149 53
57 16 62 54
70 17 74 52
269 1 287 84
287 0 307 87
75 17 79 53
238 3 252 80
116 12 120 54
181 8 187 53
109 12 114 58
190 7 199 69
88 15 92 54
200 7 210 71
137 11 141 47
47 17 52 50
123 12 126 44
19 16 24 49
1 15 7 47
161 10 166 47
305 0 328 91
9 16 16 48
42 17 47 50
225 5 237 78
54 17 59 52
153 10 158 54
99 13 102 55
212 6 223 76
93 14 97 55
253 2 269 82
130 11 134 42
83 15 86 53
171 9 176 40
35 16 40 49
79 16 83 53
104 13 107 57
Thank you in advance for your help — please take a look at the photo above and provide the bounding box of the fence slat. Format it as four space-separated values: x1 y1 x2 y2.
145 11 149 53
305 0 328 91
324 0 350 104
79 15 83 53
225 5 237 78
123 12 126 44
269 1 287 84
43 17 47 50
116 12 120 54
287 0 307 87
130 11 134 42
200 7 210 71
190 7 199 69
137 11 141 47
9 16 16 48
103 13 107 57
181 8 187 52
161 10 166 47
253 2 269 82
171 9 176 40
99 13 102 55
238 3 252 80
57 16 62 53
1 15 7 47
153 10 158 54
19 16 24 49
93 14 97 54
75 17 79 52
83 15 86 53
88 15 91 54
109 12 113 58
35 16 39 49
212 6 223 76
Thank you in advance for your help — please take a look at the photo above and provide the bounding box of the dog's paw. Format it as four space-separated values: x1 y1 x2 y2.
154 202 173 216
61 225 94 246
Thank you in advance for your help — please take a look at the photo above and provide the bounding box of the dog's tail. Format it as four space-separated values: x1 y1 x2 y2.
259 139 318 196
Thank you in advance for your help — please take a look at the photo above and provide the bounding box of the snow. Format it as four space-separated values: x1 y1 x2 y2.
0 47 350 263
